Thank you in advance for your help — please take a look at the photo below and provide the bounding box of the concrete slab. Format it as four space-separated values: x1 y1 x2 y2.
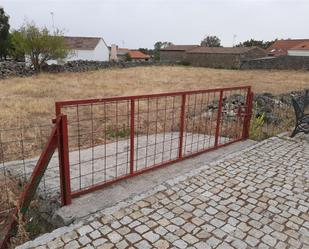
54 139 257 225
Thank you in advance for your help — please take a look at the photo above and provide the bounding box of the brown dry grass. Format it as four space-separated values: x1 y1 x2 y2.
1 66 309 128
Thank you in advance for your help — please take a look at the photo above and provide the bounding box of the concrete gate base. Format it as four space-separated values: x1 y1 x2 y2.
52 139 256 226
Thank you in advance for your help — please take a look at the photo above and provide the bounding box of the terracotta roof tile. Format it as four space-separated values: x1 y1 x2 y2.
290 41 309 50
128 50 150 59
267 39 309 56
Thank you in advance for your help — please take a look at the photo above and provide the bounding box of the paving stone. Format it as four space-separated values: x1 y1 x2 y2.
92 238 107 247
135 240 152 249
89 230 101 240
107 231 122 243
262 234 277 247
78 235 91 246
195 241 211 249
63 240 79 249
77 225 94 236
171 217 186 226
97 243 113 249
206 206 218 215
153 239 170 249
115 240 129 249
81 245 94 249
173 239 188 249
47 238 64 249
182 234 198 245
206 237 221 248
221 224 236 233
245 235 260 247
155 226 168 236
118 226 130 235
231 239 247 249
164 233 179 243
134 224 150 234
61 231 78 243
128 220 141 228
217 242 234 249
98 225 112 235
125 233 142 243
142 231 160 243
90 221 102 229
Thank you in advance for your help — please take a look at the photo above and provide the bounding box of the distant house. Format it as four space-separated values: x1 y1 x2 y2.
160 45 199 62
27 36 110 65
267 39 309 57
110 45 150 61
116 48 130 61
49 36 110 64
288 41 309 56
184 47 267 69
128 50 150 61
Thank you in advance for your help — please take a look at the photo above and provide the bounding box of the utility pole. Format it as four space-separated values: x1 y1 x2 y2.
50 11 55 34
233 34 237 47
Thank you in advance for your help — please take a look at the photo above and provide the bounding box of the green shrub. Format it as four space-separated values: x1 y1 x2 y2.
249 113 265 140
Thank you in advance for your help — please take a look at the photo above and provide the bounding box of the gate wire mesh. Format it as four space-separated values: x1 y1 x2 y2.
0 124 60 225
56 87 251 196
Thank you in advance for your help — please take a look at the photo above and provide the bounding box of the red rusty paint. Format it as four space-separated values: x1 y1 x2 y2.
19 123 58 215
178 94 186 159
57 114 72 206
55 86 251 111
242 87 254 140
130 99 135 175
55 86 253 203
214 90 224 146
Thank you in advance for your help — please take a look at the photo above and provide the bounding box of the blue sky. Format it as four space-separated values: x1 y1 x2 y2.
2 0 309 49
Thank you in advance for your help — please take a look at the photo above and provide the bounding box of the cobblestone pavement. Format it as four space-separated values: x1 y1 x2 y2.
18 135 309 249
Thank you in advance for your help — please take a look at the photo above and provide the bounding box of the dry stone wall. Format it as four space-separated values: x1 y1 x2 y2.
0 61 35 78
0 60 170 79
241 55 309 70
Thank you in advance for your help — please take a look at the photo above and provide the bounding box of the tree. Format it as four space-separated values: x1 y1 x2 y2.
9 31 25 61
124 52 132 61
0 7 10 60
138 48 153 57
201 35 221 47
236 39 276 49
11 21 69 71
153 41 173 61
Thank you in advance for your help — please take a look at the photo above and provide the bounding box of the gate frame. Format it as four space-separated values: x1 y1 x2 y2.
55 86 253 201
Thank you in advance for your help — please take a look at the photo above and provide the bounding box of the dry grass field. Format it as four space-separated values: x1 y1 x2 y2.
1 65 309 128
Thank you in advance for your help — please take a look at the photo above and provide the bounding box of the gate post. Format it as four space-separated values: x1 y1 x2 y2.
130 99 135 175
242 88 254 140
178 94 186 159
214 90 224 147
57 114 72 206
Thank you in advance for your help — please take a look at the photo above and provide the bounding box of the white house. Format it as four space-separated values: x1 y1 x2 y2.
45 36 110 64
288 41 309 56
63 36 110 62
25 36 110 66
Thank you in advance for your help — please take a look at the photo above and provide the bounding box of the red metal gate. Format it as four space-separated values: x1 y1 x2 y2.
55 86 253 205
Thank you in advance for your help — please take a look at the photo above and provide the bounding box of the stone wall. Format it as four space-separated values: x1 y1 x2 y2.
0 61 35 79
45 60 161 73
184 53 241 69
241 55 309 70
160 51 186 62
183 48 267 69
0 60 170 79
